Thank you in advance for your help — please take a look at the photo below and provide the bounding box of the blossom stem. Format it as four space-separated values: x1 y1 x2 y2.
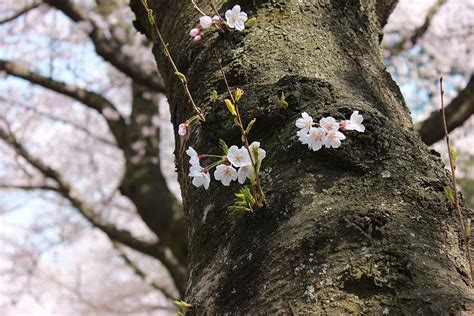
141 0 205 122
215 52 265 207
204 159 225 171
199 154 224 159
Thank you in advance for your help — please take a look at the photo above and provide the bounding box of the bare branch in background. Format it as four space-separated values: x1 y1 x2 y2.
0 126 187 295
416 75 474 145
44 0 167 94
0 2 41 25
0 59 127 148
389 0 447 54
113 243 177 301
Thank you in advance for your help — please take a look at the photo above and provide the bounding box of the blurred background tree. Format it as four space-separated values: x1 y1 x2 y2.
0 0 472 314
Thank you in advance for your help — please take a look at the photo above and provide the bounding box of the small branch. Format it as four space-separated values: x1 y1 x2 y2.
0 59 127 148
0 126 187 295
0 2 41 25
389 0 446 55
113 243 177 301
44 0 167 93
214 53 265 208
416 75 474 146
140 0 205 121
439 77 472 284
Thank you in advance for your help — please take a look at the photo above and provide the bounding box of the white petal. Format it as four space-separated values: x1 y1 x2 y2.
235 20 245 31
240 12 248 22
232 5 241 14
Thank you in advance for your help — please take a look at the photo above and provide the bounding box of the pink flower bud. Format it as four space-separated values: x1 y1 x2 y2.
189 28 200 37
178 123 188 136
193 34 203 42
199 16 213 29
212 15 221 22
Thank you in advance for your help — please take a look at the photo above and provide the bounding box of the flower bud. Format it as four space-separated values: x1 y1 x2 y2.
178 123 188 136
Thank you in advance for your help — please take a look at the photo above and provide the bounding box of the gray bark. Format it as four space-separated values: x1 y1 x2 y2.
132 0 473 314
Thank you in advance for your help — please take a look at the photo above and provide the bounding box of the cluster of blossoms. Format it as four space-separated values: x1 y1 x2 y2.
189 5 248 41
296 111 365 151
186 142 265 190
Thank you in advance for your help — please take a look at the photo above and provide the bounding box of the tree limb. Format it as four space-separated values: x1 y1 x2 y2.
0 126 187 296
389 0 446 54
416 75 474 146
0 2 41 25
43 0 167 94
0 59 127 148
113 242 177 301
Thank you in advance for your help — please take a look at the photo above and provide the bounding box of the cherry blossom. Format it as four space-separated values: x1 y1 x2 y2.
307 127 326 151
227 145 251 167
320 116 339 132
249 141 266 163
186 146 199 166
237 165 253 184
189 167 211 189
343 111 365 132
295 112 313 134
214 164 238 186
324 130 346 148
225 5 248 31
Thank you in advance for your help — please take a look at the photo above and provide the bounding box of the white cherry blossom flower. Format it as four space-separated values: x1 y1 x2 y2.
307 127 326 151
324 130 346 148
248 141 266 163
237 165 254 184
186 146 199 166
295 112 313 133
199 16 213 29
343 111 365 132
296 129 310 146
320 116 339 132
214 164 238 186
178 123 188 136
189 168 211 189
227 145 251 167
225 5 248 31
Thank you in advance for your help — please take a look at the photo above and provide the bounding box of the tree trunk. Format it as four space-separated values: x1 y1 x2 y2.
132 0 473 314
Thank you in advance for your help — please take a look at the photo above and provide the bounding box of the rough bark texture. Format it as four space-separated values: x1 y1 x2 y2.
132 0 473 314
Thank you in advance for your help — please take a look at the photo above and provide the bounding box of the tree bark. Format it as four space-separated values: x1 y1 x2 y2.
132 0 473 314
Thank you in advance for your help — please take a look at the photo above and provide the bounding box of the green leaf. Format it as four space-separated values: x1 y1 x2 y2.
245 118 256 136
444 186 456 205
245 17 257 28
280 92 288 109
449 148 458 170
219 139 229 155
175 71 187 83
225 99 237 116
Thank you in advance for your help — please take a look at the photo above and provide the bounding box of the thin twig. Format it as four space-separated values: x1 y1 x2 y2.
141 0 205 121
214 52 265 206
439 77 472 284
